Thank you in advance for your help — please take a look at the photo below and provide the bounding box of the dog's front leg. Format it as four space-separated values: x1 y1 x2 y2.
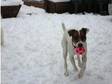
69 54 78 71
78 55 87 78
77 55 82 68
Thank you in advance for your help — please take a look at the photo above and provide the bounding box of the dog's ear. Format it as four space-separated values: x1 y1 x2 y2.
80 28 89 41
80 28 89 34
68 29 78 36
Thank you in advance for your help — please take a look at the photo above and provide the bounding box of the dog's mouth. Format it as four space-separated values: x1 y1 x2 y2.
72 42 85 55
74 47 85 55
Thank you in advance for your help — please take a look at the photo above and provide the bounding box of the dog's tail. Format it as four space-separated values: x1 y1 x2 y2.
62 23 66 32
62 23 70 41
62 23 74 51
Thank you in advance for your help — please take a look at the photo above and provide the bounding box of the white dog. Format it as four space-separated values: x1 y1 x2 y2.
61 23 89 78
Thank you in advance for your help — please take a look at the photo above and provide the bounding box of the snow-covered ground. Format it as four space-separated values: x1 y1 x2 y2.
1 5 112 84
1 0 23 6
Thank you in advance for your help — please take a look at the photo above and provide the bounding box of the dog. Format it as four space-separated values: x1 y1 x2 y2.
61 23 89 78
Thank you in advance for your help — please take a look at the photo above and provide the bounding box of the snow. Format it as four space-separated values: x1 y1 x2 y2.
1 5 112 84
1 0 23 6
18 5 46 17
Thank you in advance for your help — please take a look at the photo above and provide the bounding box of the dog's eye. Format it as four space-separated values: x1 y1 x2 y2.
73 38 79 43
80 37 86 42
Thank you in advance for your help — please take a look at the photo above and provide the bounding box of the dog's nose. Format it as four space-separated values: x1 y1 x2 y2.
78 43 83 47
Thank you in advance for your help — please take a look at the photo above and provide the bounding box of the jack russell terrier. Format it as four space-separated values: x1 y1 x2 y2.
61 23 89 78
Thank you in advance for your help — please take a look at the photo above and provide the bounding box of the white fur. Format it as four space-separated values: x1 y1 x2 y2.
61 23 87 78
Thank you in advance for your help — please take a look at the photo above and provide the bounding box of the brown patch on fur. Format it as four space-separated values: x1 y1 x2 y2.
68 29 79 43
68 28 88 43
79 28 88 42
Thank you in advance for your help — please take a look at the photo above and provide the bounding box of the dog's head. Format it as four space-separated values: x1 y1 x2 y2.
68 28 89 48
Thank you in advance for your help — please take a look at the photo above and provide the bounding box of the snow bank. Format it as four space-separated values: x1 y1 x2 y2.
18 5 46 17
1 0 23 6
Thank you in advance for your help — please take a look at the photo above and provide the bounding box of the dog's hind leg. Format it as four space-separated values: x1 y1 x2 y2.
67 37 78 71
62 38 69 76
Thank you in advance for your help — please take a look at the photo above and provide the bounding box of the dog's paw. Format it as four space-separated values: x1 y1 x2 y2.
64 72 69 76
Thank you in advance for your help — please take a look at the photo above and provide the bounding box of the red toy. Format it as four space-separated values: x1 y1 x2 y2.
74 47 85 55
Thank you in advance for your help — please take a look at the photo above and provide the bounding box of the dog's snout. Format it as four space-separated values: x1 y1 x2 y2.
78 43 83 47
